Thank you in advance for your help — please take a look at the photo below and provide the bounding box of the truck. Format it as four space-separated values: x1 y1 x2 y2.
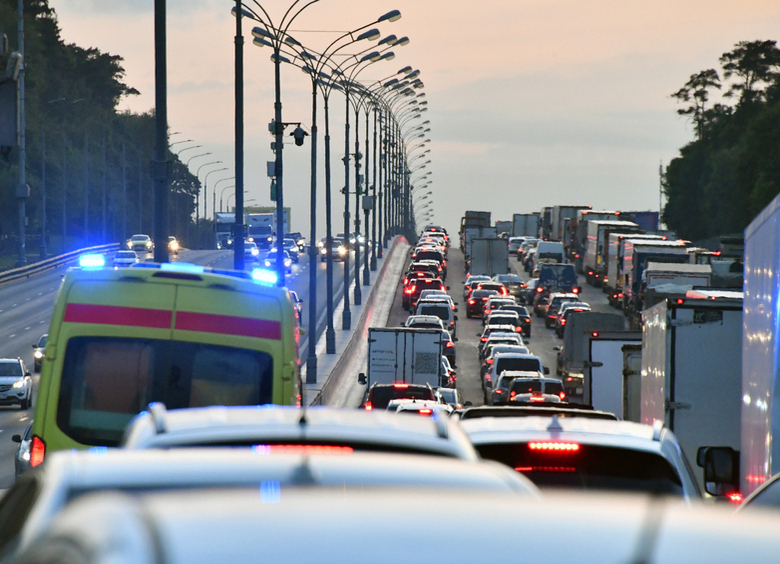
623 211 660 232
469 238 509 277
556 311 625 396
584 331 642 418
245 206 291 241
494 220 513 238
571 210 624 271
512 213 540 238
214 212 236 249
462 226 498 260
641 293 743 494
539 207 553 240
459 211 492 250
361 327 447 389
246 213 275 249
551 205 591 243
583 220 642 286
537 263 580 294
622 240 689 316
605 234 666 306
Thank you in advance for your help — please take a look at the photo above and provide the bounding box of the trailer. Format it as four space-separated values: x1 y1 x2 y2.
623 211 660 232
361 327 446 389
512 213 540 238
641 294 743 494
551 205 591 243
494 220 512 238
214 212 236 249
463 226 497 259
583 220 641 286
585 331 642 418
622 240 689 316
470 238 509 277
572 210 623 270
605 234 666 306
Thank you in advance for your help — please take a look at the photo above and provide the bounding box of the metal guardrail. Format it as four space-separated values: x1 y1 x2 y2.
0 243 120 285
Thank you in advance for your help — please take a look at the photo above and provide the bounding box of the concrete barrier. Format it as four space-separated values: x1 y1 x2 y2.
310 236 409 406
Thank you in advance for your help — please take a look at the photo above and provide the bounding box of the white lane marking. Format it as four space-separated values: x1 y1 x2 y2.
12 304 17 307
24 327 30 331
19 415 28 422
38 293 42 296
25 298 30 301
9 334 15 338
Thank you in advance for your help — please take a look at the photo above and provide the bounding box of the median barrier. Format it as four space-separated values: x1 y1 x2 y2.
0 243 120 286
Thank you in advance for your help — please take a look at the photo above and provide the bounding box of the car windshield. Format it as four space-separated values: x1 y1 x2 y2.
131 236 147 241
56 337 274 446
475 443 684 496
498 275 522 283
0 362 22 377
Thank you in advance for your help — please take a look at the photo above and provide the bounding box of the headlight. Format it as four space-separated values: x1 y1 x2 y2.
284 259 292 267
317 241 324 248
267 237 272 242
34 350 44 359
12 380 25 389
320 248 326 255
338 246 347 256
126 241 132 249
264 260 272 267
251 248 259 256
227 239 233 245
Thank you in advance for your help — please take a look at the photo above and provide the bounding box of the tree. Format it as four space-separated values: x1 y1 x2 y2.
671 69 721 139
719 40 780 106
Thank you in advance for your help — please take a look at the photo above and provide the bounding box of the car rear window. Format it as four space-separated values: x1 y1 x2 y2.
418 305 450 320
368 386 434 409
475 443 683 496
509 380 563 395
496 357 542 373
57 337 274 446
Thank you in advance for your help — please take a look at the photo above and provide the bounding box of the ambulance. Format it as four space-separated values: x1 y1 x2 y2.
30 257 300 465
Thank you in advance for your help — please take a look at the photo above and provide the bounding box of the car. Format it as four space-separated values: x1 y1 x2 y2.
437 387 469 410
263 250 293 273
543 293 583 328
112 250 139 267
519 278 542 304
0 358 33 409
478 325 520 355
484 311 523 338
439 329 457 368
121 404 477 460
461 417 700 499
167 236 180 255
279 238 301 261
285 232 305 252
403 278 446 311
486 353 548 400
244 241 260 262
463 275 491 298
466 289 499 317
482 297 516 320
507 237 526 255
319 238 347 262
391 399 456 417
481 344 530 381
505 374 567 403
410 249 447 278
404 315 446 331
475 281 509 297
127 233 154 253
497 304 532 338
12 421 33 477
493 273 525 298
32 333 47 372
458 404 619 421
0 447 541 560
415 299 458 336
490 370 544 405
364 383 438 411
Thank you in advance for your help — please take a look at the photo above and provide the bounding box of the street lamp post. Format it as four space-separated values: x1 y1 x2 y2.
195 162 224 248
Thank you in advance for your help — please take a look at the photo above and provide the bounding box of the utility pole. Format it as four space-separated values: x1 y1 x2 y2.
15 0 28 266
153 0 169 263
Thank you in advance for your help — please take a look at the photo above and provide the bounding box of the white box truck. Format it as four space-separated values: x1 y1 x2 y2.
585 331 642 418
512 213 540 237
470 238 509 277
583 220 641 286
361 327 446 389
640 294 743 493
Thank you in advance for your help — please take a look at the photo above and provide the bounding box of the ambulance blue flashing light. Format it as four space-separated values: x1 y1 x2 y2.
251 268 278 285
78 254 106 269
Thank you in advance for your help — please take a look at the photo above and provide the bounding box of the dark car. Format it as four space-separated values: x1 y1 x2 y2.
403 278 446 311
493 274 525 298
12 421 33 477
363 383 437 411
497 304 532 338
411 249 447 278
319 238 347 262
285 232 306 252
554 305 592 338
32 334 47 372
466 289 499 318
475 282 509 297
519 278 542 305
507 376 566 404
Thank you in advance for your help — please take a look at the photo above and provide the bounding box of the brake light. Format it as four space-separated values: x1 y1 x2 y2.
468 299 475 305
528 442 580 451
549 314 558 319
510 391 516 398
561 319 566 325
482 297 489 301
486 358 493 364
575 254 580 258
481 337 488 342
728 492 743 504
31 436 46 467
394 384 409 389
364 402 373 411
516 466 576 473
524 318 531 323
529 395 546 402
592 332 599 337
559 391 566 400
404 286 416 295
676 298 684 304
418 408 433 415
516 327 522 333
445 341 454 349
495 389 503 394
537 287 543 293
572 287 579 294
403 278 409 285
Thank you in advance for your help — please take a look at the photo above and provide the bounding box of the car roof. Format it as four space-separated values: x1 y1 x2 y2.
29 488 780 562
459 405 618 421
121 405 477 459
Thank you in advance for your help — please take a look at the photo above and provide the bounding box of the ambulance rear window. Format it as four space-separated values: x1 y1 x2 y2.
57 337 274 446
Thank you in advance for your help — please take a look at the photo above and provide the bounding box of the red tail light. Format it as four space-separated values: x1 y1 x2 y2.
468 299 475 305
676 298 684 304
31 436 46 467
559 391 566 400
561 319 566 325
256 445 354 455
404 286 416 295
510 391 516 398
481 337 487 342
403 278 409 285
364 402 373 411
445 341 454 348
524 318 531 323
529 396 545 402
516 327 522 333
592 332 599 337
528 442 580 452
394 384 409 389
728 492 743 504
536 287 543 293
419 408 433 415
481 297 489 301
495 389 503 394
572 288 580 294
486 358 493 364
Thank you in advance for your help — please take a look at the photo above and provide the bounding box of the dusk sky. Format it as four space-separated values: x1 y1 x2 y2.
50 0 780 237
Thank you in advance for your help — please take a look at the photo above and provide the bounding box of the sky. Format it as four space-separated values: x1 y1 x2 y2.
49 0 780 237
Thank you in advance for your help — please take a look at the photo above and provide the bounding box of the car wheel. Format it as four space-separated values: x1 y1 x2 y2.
20 394 29 410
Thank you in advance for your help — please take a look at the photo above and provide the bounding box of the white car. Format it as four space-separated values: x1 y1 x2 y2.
462 416 700 500
404 315 446 331
112 250 138 267
415 299 458 336
0 358 33 409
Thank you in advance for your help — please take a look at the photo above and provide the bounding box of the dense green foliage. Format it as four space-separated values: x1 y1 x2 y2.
664 40 780 240
0 0 201 256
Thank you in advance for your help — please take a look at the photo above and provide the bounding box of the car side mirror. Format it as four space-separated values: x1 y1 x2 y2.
553 346 561 351
464 401 473 407
697 446 740 496
543 367 550 375
358 373 367 385
454 315 459 320
31 344 36 349
453 337 459 342
476 333 481 337
446 286 450 290
12 434 22 443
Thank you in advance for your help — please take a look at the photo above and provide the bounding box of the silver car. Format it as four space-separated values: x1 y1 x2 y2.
0 358 33 409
